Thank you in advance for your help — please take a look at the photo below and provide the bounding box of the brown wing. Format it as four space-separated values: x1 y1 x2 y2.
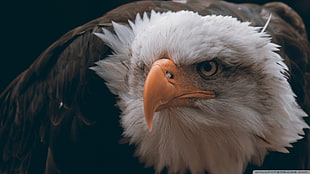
249 2 310 171
0 1 309 174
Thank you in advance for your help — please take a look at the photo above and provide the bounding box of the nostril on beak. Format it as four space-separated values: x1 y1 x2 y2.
166 71 174 79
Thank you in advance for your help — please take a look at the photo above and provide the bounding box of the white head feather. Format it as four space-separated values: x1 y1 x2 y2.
91 11 308 174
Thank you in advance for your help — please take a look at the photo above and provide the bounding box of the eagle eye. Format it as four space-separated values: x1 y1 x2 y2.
197 59 221 79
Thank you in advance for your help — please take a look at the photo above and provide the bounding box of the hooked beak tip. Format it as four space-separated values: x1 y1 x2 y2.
144 108 154 132
147 123 153 132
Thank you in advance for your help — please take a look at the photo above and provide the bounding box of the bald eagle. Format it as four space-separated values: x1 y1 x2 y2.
0 0 309 174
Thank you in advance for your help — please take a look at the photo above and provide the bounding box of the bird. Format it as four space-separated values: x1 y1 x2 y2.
0 0 309 174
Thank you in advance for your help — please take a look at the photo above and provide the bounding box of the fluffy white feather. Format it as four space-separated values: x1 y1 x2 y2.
92 11 308 174
172 0 187 4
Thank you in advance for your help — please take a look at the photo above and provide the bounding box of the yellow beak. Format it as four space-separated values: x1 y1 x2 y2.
143 58 216 131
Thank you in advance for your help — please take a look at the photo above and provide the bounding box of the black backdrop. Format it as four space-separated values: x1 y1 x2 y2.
0 0 309 92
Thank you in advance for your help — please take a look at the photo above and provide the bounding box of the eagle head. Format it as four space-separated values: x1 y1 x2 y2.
92 11 308 174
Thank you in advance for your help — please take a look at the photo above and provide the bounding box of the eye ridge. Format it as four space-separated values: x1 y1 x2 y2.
197 59 221 79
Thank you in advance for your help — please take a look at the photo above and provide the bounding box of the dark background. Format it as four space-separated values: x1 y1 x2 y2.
0 0 309 92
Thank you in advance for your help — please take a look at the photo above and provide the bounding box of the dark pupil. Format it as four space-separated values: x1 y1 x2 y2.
203 62 213 72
